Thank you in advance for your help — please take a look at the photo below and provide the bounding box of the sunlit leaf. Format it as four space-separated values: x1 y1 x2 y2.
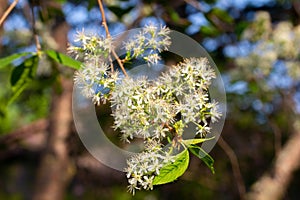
188 144 215 174
153 149 189 185
0 52 34 69
182 137 215 146
45 50 81 70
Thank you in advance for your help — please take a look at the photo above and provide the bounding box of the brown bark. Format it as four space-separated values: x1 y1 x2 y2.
0 0 7 16
0 0 8 53
245 123 300 200
32 11 74 199
32 78 74 200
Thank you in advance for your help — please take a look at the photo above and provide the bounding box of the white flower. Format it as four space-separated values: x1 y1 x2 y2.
208 100 222 123
74 28 90 44
144 53 161 64
123 24 171 63
143 24 158 36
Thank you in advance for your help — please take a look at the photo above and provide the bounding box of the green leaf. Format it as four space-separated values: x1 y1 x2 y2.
168 8 180 22
182 137 215 146
200 25 220 36
153 149 189 185
45 50 81 70
188 145 215 174
209 8 233 24
9 56 38 104
235 21 250 38
0 52 33 69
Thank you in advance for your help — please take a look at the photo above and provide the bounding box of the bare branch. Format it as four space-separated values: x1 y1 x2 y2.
0 0 19 27
29 3 41 52
97 0 128 76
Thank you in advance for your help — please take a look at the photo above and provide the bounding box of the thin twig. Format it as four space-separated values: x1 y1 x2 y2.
97 0 127 76
30 4 41 52
218 136 246 199
0 0 19 27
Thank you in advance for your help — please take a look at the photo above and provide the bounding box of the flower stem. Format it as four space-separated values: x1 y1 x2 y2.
97 0 128 76
30 3 41 52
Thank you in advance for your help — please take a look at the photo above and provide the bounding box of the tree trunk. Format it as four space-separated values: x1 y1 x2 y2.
32 13 74 199
32 78 74 200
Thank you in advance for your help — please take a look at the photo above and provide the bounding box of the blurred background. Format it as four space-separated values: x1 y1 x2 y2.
0 0 300 199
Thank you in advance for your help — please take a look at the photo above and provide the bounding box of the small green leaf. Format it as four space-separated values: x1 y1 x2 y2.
10 63 25 87
169 8 180 22
182 137 215 146
153 149 189 185
9 56 38 104
0 52 33 69
10 56 37 87
188 144 215 174
210 8 233 24
45 50 81 70
200 25 220 36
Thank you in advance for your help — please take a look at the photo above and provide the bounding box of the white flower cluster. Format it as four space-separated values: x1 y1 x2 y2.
70 26 221 195
125 140 175 194
111 57 221 194
111 76 176 142
236 42 277 76
242 11 272 42
68 29 112 60
112 57 220 143
124 24 171 64
236 11 300 80
70 30 119 105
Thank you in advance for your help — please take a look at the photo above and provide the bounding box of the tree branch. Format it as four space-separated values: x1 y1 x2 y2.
0 0 19 27
29 2 41 52
97 0 128 76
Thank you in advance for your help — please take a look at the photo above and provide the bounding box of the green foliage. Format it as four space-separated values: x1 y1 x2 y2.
0 49 82 105
0 52 34 69
188 144 215 174
45 50 82 69
209 8 233 24
182 137 215 146
200 25 220 37
153 149 189 185
9 56 38 104
168 8 181 23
